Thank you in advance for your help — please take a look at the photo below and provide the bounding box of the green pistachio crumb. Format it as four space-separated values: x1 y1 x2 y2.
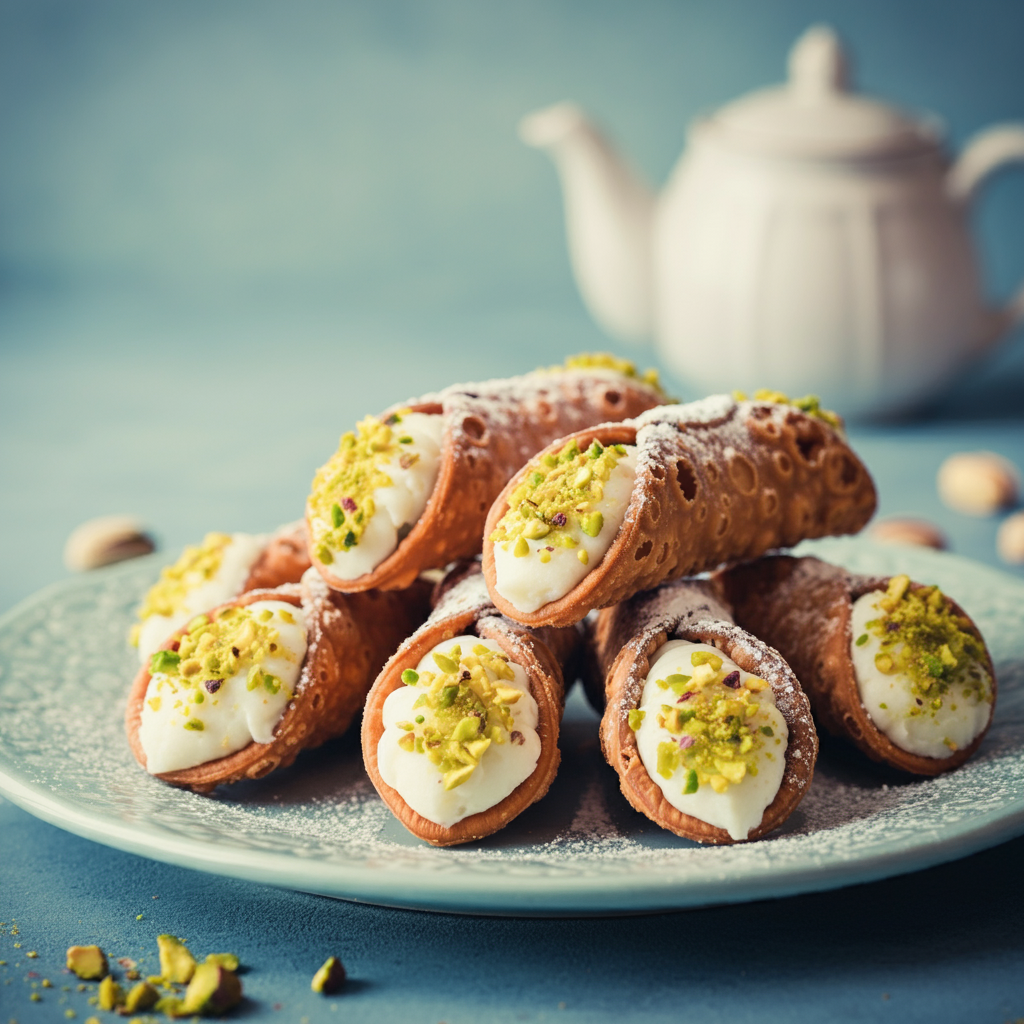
856 634 869 646
628 709 645 731
149 649 181 675
432 652 458 674
690 650 723 670
683 769 699 794
183 719 204 731
330 503 345 528
401 669 419 685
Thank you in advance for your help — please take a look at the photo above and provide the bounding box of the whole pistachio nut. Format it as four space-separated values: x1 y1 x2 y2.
63 515 155 571
997 510 1024 564
937 451 1019 516
869 518 947 550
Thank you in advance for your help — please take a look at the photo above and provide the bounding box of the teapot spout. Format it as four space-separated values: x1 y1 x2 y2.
520 103 655 342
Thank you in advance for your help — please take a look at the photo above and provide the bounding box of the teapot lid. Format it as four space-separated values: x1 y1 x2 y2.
703 25 941 160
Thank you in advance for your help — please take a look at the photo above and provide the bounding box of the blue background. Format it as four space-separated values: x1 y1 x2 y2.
2 2 1024 1022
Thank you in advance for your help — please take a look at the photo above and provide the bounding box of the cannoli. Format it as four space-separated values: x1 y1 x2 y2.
483 392 876 627
126 569 431 793
131 523 311 662
590 579 817 843
305 354 665 593
718 556 996 774
362 565 577 846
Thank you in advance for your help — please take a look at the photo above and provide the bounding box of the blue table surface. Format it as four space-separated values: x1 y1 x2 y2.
2 293 1024 1023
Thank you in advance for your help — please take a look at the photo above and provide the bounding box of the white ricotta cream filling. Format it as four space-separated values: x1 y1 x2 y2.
377 636 541 829
493 446 637 614
850 592 992 759
136 533 268 663
634 640 788 841
139 600 307 774
320 412 444 579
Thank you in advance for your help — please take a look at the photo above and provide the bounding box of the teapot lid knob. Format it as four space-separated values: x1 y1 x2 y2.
788 24 849 97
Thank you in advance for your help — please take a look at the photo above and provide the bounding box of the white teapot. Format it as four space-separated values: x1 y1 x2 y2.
521 26 1024 417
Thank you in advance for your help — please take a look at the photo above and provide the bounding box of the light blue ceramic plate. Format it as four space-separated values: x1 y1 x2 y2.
0 537 1021 916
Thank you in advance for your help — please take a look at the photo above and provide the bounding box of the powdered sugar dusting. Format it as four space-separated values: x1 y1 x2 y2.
636 394 736 430
0 541 1022 913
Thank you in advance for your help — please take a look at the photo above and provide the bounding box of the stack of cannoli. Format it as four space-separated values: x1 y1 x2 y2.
124 361 998 850
125 355 661 800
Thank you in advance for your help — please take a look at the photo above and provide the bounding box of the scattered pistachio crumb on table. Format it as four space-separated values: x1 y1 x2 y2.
311 956 346 994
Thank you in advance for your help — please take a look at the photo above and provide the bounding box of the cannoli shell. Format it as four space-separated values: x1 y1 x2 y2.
483 396 877 627
593 579 818 844
126 572 431 793
310 369 663 593
362 568 576 846
718 555 997 775
242 521 312 592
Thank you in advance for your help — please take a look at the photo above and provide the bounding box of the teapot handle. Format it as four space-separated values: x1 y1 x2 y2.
948 124 1024 339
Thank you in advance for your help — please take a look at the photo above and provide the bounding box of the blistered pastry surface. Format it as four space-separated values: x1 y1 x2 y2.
0 540 1022 911
483 396 877 627
316 367 663 592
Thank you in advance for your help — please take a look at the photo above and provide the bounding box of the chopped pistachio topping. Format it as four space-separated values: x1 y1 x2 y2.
490 438 627 557
398 643 521 790
135 532 232 625
148 604 297 718
308 410 413 559
548 352 666 396
732 388 843 432
649 651 774 795
865 575 992 716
